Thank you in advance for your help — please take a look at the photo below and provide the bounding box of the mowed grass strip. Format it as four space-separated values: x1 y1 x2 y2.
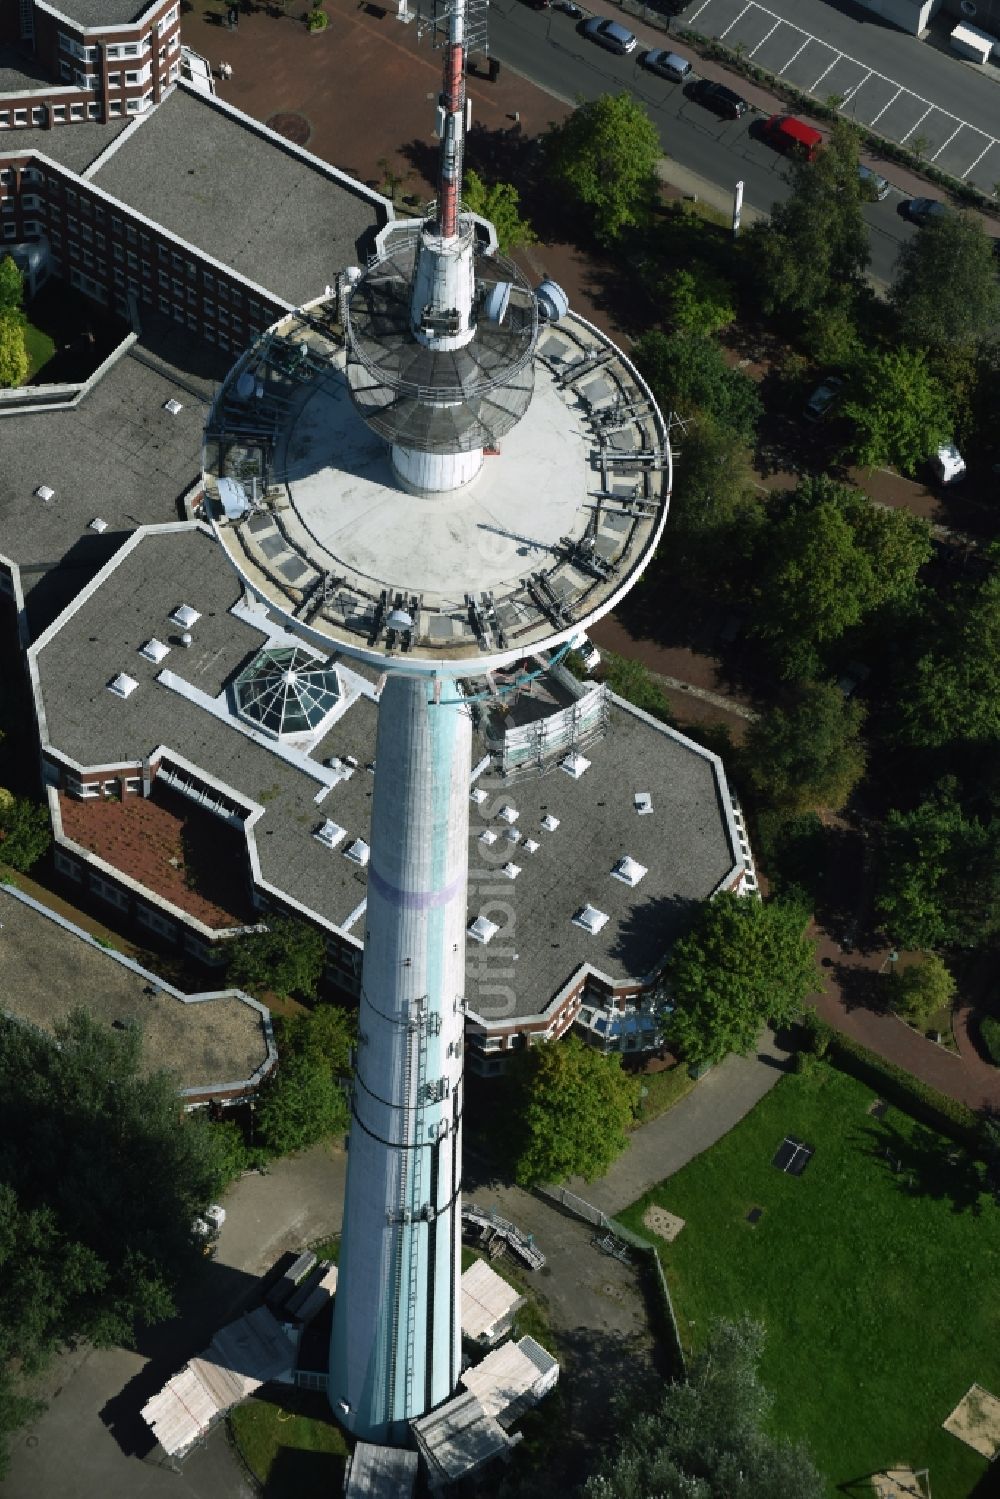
229 1387 349 1495
617 1066 1000 1498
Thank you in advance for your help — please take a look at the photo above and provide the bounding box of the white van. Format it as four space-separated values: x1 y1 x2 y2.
569 633 601 673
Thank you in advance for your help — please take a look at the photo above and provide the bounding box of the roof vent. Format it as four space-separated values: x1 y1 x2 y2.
634 792 653 816
139 638 170 664
561 752 591 779
572 904 609 935
314 819 347 849
35 484 55 503
612 855 648 887
171 604 200 630
163 398 184 416
468 914 499 945
540 814 560 832
180 632 193 648
501 862 521 880
505 827 521 844
522 838 539 854
326 757 356 785
470 788 488 805
108 673 138 699
498 804 519 824
344 838 370 867
479 829 498 846
89 517 108 534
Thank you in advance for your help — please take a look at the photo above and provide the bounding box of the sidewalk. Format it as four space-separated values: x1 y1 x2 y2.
564 1027 791 1216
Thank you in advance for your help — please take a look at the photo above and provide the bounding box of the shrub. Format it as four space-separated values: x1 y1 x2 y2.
981 1015 1000 1069
305 7 327 29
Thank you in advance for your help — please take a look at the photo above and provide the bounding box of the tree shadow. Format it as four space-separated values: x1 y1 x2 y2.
830 961 892 1017
264 1442 346 1495
606 893 697 972
860 1120 993 1217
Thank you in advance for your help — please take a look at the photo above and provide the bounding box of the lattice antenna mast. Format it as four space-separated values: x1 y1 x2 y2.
436 2 467 240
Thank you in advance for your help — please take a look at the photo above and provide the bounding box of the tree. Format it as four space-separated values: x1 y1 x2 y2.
584 1317 825 1499
0 313 28 390
875 791 1000 949
542 93 660 246
634 330 763 445
893 567 1000 752
463 170 537 252
891 953 956 1026
0 1009 242 1472
666 894 819 1069
842 345 951 475
0 792 51 871
742 681 866 814
507 1033 641 1187
891 211 1000 359
669 265 737 336
226 914 326 999
744 120 869 331
749 477 931 679
255 1002 353 1156
659 413 760 592
0 255 23 317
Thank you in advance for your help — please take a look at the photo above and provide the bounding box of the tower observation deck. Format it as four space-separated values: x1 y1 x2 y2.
201 0 671 1449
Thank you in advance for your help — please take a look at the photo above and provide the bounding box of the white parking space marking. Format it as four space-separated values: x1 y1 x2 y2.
899 105 933 143
867 87 902 128
778 35 813 72
718 4 753 40
679 0 1000 191
930 123 964 162
809 55 841 92
748 19 782 57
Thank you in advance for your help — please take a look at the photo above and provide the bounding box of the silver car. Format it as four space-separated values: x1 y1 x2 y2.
581 17 638 53
857 164 890 202
642 47 692 81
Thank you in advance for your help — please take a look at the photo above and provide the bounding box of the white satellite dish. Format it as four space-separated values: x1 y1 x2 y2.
386 608 414 632
536 279 569 322
483 281 512 325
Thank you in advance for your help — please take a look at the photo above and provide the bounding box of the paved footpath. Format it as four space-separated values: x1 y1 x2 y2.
563 1027 792 1218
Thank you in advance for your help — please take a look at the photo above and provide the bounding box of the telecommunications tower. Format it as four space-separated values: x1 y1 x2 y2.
203 0 672 1445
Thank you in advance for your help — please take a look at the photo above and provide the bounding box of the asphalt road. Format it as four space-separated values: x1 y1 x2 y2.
486 0 918 284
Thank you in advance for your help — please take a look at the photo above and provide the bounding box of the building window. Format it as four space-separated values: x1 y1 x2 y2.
70 104 84 120
141 260 151 280
67 216 78 234
109 103 122 117
126 250 137 269
111 216 122 235
140 233 150 252
95 231 105 250
87 103 101 119
123 42 139 57
90 874 129 910
60 61 72 81
108 72 120 86
136 904 176 939
159 295 170 314
113 242 123 262
52 107 66 121
13 110 27 126
54 850 82 880
127 99 141 113
31 107 45 125
173 304 184 323
187 286 197 304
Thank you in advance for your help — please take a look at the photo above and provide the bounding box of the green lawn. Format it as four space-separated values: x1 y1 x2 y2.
23 321 55 380
617 1065 1000 1498
229 1387 348 1496
635 1063 697 1124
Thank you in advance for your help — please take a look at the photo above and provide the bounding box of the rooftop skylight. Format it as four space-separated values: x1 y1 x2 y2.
479 830 498 846
171 604 201 630
522 838 540 854
139 638 170 664
501 863 521 880
470 788 488 805
163 398 184 416
314 819 347 849
572 904 609 935
634 792 653 815
560 752 591 779
234 645 341 739
108 673 138 699
344 838 370 867
540 814 560 833
611 855 648 887
498 805 519 824
468 914 500 945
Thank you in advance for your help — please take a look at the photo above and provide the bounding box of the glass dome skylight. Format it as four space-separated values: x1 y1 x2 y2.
234 646 340 739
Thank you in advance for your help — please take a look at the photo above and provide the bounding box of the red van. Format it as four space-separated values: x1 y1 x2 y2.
763 115 823 162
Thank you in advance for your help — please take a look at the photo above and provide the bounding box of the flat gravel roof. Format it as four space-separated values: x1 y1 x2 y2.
0 886 271 1093
0 117 133 173
92 89 386 305
32 526 739 1020
45 0 152 25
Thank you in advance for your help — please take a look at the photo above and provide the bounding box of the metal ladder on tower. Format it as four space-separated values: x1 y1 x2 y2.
389 996 429 1420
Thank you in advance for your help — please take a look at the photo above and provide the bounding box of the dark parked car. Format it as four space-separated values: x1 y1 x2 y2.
689 78 748 119
904 196 950 225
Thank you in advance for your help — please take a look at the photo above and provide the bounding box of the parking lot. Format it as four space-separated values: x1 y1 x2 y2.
681 0 1000 190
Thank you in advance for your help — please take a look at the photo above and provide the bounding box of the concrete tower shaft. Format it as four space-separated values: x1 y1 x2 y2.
330 674 469 1443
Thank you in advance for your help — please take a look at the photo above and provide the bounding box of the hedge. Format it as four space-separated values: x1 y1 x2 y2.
981 1014 1000 1070
799 1009 980 1147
